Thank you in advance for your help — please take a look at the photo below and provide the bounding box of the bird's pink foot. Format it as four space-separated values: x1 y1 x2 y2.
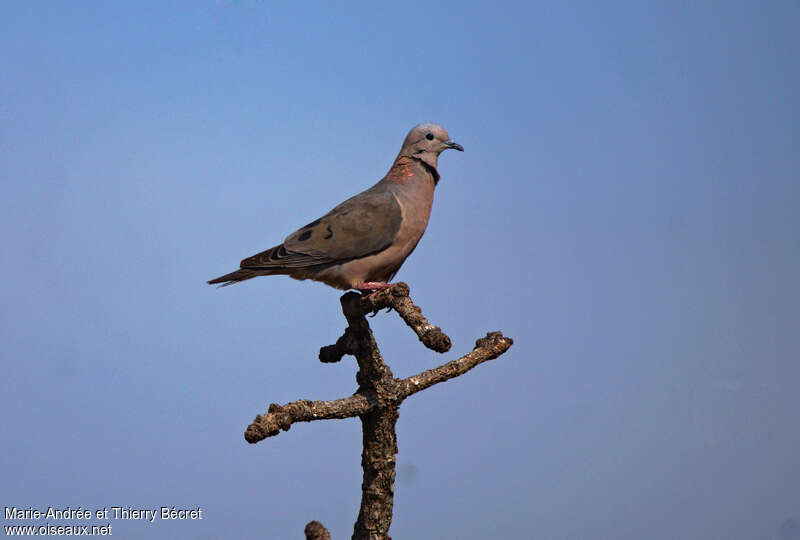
356 282 395 301
357 282 393 292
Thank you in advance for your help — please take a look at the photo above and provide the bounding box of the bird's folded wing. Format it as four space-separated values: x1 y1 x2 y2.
240 190 403 269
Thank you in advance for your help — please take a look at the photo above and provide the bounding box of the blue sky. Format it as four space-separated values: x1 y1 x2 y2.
2 2 799 538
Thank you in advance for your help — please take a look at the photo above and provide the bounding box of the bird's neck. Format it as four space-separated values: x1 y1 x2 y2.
388 156 440 186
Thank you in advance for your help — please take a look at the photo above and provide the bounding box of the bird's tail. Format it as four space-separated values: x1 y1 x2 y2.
207 269 260 287
208 243 301 287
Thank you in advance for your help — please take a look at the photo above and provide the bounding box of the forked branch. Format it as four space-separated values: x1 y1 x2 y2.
243 283 513 540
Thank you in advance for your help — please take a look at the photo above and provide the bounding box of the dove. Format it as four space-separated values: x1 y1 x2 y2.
208 123 463 292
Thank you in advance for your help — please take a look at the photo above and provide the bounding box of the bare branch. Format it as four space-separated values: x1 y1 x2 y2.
343 283 451 353
245 395 373 444
338 292 395 387
242 283 514 539
397 332 513 400
319 328 355 363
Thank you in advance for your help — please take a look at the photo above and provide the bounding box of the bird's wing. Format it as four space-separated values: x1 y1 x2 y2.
240 189 403 269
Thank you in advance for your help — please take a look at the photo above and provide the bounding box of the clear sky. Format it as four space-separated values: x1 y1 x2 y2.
2 2 799 538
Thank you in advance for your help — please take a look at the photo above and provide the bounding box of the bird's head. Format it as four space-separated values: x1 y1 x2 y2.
399 123 463 170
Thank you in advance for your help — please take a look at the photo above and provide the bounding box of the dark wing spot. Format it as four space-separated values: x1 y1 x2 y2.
298 230 312 241
302 219 321 229
324 225 333 239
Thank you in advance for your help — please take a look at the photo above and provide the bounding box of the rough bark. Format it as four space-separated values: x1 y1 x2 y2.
243 283 513 539
305 520 332 540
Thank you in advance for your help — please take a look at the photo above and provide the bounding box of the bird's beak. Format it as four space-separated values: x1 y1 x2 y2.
444 140 464 151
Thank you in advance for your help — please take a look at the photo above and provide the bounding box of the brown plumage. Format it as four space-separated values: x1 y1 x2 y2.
208 123 463 290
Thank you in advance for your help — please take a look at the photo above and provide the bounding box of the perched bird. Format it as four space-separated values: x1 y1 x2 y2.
208 123 463 292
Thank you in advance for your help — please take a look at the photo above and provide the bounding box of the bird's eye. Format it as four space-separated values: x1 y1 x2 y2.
425 133 434 141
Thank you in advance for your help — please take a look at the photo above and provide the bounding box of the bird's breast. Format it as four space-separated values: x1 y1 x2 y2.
311 176 436 289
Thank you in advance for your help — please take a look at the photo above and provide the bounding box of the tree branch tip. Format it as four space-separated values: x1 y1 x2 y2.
318 344 343 363
304 520 331 540
340 290 363 306
244 421 276 443
421 327 452 353
319 331 353 363
474 331 514 356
